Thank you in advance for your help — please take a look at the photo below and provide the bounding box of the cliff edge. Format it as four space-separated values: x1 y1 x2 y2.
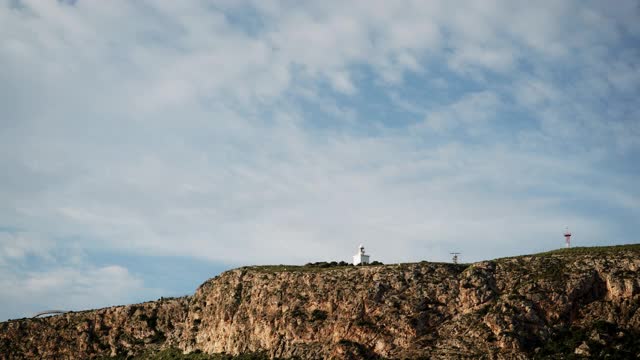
2 245 640 359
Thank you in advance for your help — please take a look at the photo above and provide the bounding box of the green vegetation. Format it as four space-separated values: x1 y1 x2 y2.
245 264 349 273
337 339 382 359
237 244 638 275
526 244 640 258
354 317 377 330
304 261 351 268
310 309 327 322
245 260 384 273
533 321 640 359
492 244 640 267
289 306 306 320
533 257 567 284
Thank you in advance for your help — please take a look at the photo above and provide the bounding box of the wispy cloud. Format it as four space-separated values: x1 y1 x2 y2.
1 0 638 320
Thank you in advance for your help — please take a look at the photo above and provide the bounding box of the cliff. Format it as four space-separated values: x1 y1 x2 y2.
1 245 640 359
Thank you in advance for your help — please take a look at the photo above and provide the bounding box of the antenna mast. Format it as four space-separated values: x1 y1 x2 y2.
564 227 572 248
450 252 461 264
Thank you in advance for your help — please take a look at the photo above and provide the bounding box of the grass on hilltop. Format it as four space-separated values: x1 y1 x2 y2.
245 260 384 273
534 243 640 256
236 244 640 274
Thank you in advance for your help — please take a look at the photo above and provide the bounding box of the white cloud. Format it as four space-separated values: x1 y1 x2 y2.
0 0 639 319
0 230 150 320
0 263 146 319
21 265 142 301
0 231 50 263
420 91 502 133
515 77 560 107
328 71 357 94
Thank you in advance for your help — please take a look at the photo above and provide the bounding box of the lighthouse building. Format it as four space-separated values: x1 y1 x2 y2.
353 244 370 265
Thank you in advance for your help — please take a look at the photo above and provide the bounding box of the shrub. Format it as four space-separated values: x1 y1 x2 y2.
290 307 306 319
310 309 328 322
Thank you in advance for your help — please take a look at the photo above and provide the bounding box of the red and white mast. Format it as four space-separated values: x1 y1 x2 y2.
564 227 572 248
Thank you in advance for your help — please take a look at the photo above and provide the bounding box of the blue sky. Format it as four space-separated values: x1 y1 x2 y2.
1 0 639 321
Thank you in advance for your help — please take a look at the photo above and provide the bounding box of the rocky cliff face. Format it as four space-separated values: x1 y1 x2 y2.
2 245 640 359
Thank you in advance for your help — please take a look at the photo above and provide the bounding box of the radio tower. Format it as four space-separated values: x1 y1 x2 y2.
450 252 461 264
564 227 572 249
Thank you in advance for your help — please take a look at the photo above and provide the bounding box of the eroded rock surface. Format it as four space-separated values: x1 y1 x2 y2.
2 245 640 359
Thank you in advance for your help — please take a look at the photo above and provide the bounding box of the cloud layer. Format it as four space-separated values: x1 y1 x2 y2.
1 0 639 320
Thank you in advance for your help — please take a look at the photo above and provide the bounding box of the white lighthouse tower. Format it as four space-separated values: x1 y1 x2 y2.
352 244 370 265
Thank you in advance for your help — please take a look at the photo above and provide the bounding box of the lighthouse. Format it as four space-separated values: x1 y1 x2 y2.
353 244 370 265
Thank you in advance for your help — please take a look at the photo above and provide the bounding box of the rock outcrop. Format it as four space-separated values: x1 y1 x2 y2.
2 245 640 359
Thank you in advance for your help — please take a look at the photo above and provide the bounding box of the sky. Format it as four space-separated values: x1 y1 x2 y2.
0 0 639 321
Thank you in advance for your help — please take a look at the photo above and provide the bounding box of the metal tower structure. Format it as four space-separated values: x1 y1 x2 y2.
450 252 461 264
564 227 572 248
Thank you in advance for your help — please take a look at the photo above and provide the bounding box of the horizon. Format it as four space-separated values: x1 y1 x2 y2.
5 242 640 321
1 0 639 321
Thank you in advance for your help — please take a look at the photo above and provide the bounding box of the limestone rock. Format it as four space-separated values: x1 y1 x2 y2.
2 245 640 359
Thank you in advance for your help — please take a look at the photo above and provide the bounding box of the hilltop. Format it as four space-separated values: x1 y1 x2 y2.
1 244 639 359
